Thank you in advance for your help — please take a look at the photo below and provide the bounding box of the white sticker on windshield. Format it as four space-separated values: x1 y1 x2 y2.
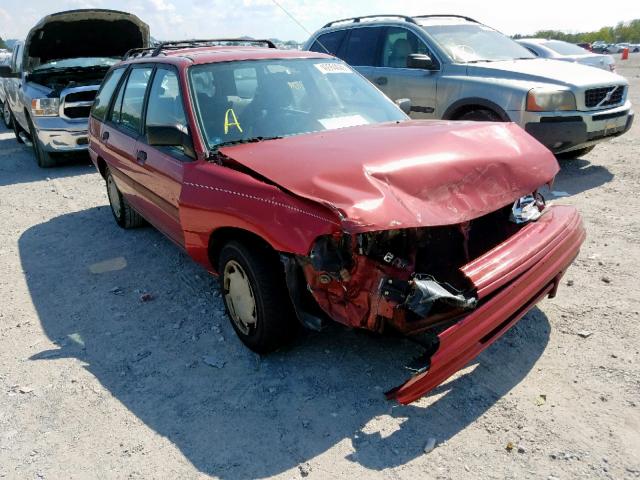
318 115 368 130
314 63 352 74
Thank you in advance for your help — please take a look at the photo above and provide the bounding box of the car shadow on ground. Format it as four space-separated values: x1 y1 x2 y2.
0 127 93 187
550 157 614 197
20 207 551 478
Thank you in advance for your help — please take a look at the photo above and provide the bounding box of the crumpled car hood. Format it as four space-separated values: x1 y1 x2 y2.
220 120 559 232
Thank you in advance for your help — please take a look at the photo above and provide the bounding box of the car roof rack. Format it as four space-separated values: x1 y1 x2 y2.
413 14 480 23
124 39 277 59
323 15 417 28
151 39 276 56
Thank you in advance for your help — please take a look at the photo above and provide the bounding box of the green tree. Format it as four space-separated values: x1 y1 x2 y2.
0 36 7 49
514 19 639 43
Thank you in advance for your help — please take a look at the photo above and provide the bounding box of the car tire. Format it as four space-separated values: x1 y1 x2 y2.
457 109 503 122
556 146 595 160
26 115 56 168
105 167 146 229
219 240 297 354
12 112 24 144
1 101 12 129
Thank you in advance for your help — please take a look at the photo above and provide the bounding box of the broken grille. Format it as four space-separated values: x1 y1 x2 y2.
61 87 98 120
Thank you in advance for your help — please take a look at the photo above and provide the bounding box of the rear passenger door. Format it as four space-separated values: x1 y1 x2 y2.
102 65 154 218
134 66 192 246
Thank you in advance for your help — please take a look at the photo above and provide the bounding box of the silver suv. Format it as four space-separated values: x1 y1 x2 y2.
304 14 634 158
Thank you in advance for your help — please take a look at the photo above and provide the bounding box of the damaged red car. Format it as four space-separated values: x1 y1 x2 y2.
88 40 585 404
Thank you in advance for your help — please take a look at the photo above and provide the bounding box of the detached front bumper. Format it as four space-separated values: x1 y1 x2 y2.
519 102 634 154
386 205 585 404
32 116 89 153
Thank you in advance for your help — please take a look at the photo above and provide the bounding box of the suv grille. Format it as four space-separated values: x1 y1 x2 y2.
584 86 625 108
61 87 98 119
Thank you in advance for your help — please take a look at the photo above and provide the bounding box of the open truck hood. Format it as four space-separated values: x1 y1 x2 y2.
220 120 559 232
24 9 149 65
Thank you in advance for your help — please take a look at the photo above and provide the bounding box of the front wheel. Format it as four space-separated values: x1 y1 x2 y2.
1 102 12 129
27 116 56 168
105 168 145 229
556 145 595 160
456 108 503 122
219 241 297 354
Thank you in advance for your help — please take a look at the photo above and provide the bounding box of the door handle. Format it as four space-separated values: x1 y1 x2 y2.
136 150 147 165
374 76 388 86
101 131 109 141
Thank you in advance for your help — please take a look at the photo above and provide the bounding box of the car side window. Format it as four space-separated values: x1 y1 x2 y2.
92 68 126 121
381 27 431 68
12 44 23 72
144 67 192 159
343 27 383 67
309 30 347 56
112 66 153 133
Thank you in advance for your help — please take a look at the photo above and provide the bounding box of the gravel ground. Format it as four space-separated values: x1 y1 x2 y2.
1 56 639 480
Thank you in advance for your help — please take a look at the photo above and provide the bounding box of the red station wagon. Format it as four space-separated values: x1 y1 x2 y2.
88 39 585 404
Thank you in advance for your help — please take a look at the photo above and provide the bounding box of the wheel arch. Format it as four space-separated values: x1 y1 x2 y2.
208 226 277 273
442 97 511 121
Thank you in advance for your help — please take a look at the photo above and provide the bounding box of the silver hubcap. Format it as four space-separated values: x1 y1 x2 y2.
223 260 257 335
107 175 121 218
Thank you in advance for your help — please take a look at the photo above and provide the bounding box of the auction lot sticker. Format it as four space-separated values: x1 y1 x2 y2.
314 63 352 74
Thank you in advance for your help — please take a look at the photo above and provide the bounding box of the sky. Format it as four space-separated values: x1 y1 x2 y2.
0 0 639 42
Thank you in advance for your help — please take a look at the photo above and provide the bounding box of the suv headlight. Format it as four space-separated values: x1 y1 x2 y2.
31 98 60 117
526 89 576 112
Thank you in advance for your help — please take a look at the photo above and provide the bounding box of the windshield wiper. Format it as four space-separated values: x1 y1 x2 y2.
465 59 496 64
212 136 282 151
208 136 282 164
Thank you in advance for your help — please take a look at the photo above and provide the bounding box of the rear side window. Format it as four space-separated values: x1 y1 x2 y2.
343 27 382 66
91 68 125 121
111 67 153 132
309 30 347 55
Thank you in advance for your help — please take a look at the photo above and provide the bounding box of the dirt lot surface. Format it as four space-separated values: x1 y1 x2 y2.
1 56 640 480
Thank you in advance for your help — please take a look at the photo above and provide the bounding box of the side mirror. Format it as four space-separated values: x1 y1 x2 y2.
395 98 412 115
407 53 435 70
147 124 195 159
0 65 13 77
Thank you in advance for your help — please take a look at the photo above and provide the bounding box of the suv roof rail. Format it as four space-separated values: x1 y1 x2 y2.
123 47 156 60
413 14 480 23
323 15 417 28
150 38 277 56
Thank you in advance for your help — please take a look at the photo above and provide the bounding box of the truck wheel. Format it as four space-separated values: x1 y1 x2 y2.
12 112 24 144
556 146 595 160
27 116 56 168
219 241 297 354
105 168 146 229
1 102 12 129
457 109 503 121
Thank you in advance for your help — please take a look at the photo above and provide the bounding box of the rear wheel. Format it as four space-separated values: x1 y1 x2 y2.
1 101 12 129
456 108 503 122
219 240 297 353
106 168 145 229
27 115 56 168
556 146 595 160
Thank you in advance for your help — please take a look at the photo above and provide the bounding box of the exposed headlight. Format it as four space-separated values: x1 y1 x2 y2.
31 98 60 117
526 89 576 112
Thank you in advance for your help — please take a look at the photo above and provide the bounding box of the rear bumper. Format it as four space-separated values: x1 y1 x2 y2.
386 205 585 404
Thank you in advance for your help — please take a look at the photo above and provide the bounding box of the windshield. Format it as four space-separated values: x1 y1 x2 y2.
543 40 589 56
422 23 535 62
189 58 407 149
34 57 119 71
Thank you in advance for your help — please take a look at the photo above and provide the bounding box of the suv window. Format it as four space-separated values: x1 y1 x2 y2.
111 66 153 132
343 27 382 66
91 68 126 121
12 44 23 72
309 30 347 55
381 27 431 68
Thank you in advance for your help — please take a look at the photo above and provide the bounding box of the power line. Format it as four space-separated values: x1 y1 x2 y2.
270 0 331 53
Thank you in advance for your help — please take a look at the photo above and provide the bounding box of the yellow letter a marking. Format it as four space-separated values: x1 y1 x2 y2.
224 108 243 134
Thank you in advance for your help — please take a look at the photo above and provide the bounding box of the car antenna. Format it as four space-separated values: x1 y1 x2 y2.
269 0 332 55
